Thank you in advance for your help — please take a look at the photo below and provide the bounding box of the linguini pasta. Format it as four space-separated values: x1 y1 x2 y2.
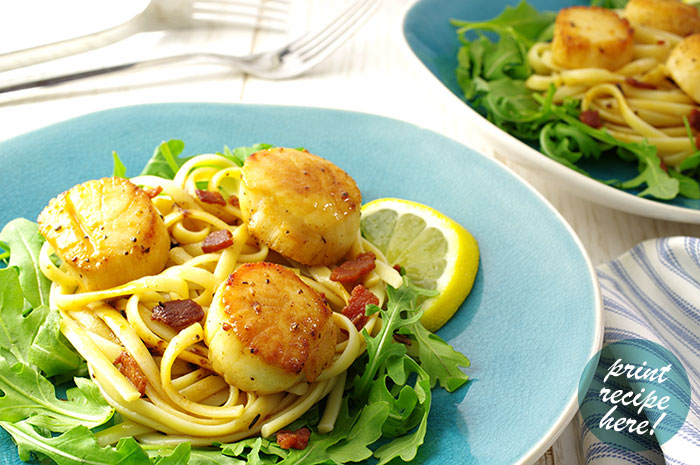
526 19 698 166
38 153 400 448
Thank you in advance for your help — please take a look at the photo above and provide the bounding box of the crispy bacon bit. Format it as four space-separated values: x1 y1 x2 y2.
330 252 376 285
228 195 240 208
579 110 602 129
195 189 226 206
201 229 234 253
393 264 402 273
342 285 379 330
657 40 665 45
276 427 311 450
689 108 700 132
151 299 204 330
114 352 147 395
394 333 412 346
143 185 163 199
625 77 657 90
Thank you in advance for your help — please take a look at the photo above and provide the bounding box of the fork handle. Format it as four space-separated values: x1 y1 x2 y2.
0 16 147 72
0 54 206 94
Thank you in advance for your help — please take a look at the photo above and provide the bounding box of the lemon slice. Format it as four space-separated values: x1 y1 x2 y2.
360 198 479 332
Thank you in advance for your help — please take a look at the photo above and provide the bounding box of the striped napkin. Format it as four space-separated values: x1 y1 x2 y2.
580 237 700 464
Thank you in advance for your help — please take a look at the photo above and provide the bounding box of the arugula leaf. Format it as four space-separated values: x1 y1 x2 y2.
669 169 700 199
352 279 467 464
218 143 275 167
452 0 556 47
28 309 84 378
112 151 127 178
189 448 247 465
326 401 389 463
0 266 81 376
2 421 150 465
354 278 432 399
372 357 431 465
147 443 248 465
221 437 285 465
151 443 191 464
0 352 112 431
591 0 628 8
402 322 470 392
0 218 50 310
139 139 188 179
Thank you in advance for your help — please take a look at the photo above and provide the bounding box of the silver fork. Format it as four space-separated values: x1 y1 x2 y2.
0 0 378 93
0 0 290 72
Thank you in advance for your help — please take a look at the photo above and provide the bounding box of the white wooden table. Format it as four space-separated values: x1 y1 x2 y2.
2 0 699 463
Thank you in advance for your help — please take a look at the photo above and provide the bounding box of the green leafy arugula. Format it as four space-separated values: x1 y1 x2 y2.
452 0 697 201
3 422 151 465
0 218 51 310
218 143 275 167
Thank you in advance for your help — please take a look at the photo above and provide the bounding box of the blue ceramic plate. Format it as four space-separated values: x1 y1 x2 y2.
0 103 602 465
403 0 700 224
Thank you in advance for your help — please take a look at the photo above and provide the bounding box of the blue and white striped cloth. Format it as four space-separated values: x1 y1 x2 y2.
580 237 700 465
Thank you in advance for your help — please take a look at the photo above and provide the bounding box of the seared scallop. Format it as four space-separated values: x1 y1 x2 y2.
667 33 700 103
37 177 170 291
551 6 635 70
624 0 700 37
205 262 337 394
239 148 361 267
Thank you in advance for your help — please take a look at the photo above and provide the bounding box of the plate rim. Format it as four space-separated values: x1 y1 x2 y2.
400 0 700 225
0 101 605 465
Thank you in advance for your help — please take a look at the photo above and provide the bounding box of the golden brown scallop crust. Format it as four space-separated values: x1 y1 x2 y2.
239 148 361 266
624 0 700 37
667 33 700 103
38 177 170 291
206 262 337 393
551 6 635 70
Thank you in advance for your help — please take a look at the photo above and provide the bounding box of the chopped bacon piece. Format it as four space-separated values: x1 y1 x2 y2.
579 110 602 129
195 189 226 206
201 229 233 253
114 351 147 395
330 252 376 285
151 299 204 330
342 285 379 330
143 185 163 199
689 108 700 132
276 427 311 450
624 77 656 90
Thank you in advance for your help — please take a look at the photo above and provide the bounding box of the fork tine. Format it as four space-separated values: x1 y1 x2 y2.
288 0 377 56
192 0 289 32
247 0 291 14
191 14 288 32
293 0 378 63
194 0 290 15
193 8 288 24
